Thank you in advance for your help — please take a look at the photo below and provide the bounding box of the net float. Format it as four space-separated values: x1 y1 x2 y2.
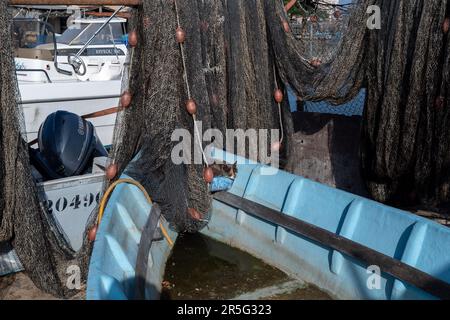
106 163 118 180
282 20 290 33
274 89 284 103
176 27 186 43
162 281 171 289
310 58 322 68
436 96 445 108
120 91 132 108
203 166 214 183
210 93 219 107
88 224 98 242
443 18 450 34
185 99 197 115
143 17 151 28
128 30 138 47
334 10 342 19
310 15 318 23
272 141 282 153
188 207 202 221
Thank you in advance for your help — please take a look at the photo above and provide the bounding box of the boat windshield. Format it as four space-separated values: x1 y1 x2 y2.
58 23 125 46
12 19 54 49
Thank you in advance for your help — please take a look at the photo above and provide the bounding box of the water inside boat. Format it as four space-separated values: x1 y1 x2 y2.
161 233 331 300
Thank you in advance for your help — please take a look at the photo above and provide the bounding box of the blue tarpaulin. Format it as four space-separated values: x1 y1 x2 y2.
210 177 234 193
0 242 24 277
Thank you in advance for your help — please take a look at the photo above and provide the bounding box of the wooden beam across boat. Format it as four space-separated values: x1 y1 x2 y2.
8 0 141 6
213 191 450 300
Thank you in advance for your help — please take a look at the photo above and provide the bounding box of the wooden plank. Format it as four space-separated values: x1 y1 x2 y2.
287 112 367 197
9 0 141 6
213 191 450 300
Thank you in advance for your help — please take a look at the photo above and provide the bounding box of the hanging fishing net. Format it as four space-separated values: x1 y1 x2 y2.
290 2 353 64
0 0 449 298
0 2 93 298
361 0 450 206
111 0 450 234
269 0 450 206
109 0 294 234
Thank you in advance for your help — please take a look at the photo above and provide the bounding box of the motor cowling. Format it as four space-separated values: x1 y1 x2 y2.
31 110 108 179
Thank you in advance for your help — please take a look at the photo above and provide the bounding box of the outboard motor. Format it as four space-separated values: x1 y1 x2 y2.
30 111 108 180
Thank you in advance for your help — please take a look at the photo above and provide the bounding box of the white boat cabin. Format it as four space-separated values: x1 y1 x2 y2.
13 17 128 83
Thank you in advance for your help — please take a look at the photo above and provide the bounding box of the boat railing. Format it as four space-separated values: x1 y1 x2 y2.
16 68 52 83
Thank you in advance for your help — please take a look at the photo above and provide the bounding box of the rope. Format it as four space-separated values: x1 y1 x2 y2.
273 64 285 145
174 0 209 167
97 178 174 247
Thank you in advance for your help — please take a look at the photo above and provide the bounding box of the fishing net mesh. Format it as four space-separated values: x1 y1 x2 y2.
0 0 449 298
0 2 93 298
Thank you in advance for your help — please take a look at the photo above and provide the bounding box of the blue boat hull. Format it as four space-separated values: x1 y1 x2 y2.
86 178 177 300
87 149 450 300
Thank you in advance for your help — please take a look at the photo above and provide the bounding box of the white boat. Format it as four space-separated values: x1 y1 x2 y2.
1 11 129 276
14 16 128 145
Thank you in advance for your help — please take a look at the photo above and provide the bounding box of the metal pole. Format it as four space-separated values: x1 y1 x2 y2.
9 0 141 6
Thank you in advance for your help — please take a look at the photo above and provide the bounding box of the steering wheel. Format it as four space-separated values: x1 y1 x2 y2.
68 54 87 76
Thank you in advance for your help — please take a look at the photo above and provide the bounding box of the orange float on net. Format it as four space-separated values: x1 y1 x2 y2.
436 96 445 109
271 141 282 153
188 207 203 221
310 58 322 68
333 10 342 19
128 30 138 47
120 91 132 109
143 17 151 28
203 166 214 183
176 27 186 43
88 224 98 242
274 89 284 104
106 163 118 180
282 20 290 33
185 99 197 115
443 18 450 34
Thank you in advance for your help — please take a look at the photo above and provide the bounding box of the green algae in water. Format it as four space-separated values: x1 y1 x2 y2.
161 233 331 300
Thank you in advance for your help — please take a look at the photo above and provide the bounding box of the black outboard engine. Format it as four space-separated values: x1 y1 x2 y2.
30 111 108 180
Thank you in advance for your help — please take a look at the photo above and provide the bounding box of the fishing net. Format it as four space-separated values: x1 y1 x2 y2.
290 6 352 64
360 0 450 206
269 0 450 206
109 0 294 233
0 0 449 298
0 3 93 298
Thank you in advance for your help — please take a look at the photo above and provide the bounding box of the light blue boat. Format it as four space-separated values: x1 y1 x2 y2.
87 149 450 300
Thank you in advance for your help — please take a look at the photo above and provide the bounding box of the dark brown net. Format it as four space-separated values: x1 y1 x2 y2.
1 0 449 298
361 0 450 206
270 0 450 206
109 0 292 233
0 3 94 298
